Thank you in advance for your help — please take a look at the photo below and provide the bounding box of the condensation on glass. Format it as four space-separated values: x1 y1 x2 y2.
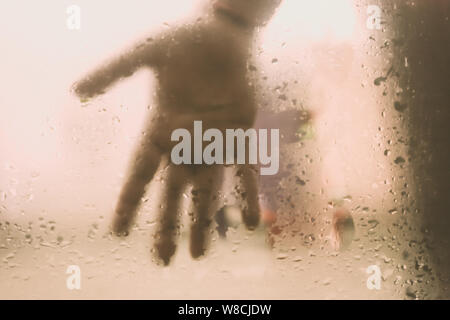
0 0 448 299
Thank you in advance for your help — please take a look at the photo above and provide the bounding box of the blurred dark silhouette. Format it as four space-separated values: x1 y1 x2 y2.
73 0 282 265
390 0 450 298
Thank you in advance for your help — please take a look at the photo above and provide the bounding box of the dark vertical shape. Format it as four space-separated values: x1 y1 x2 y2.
391 0 450 298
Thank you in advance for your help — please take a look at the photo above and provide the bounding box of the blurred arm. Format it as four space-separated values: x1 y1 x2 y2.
73 38 164 99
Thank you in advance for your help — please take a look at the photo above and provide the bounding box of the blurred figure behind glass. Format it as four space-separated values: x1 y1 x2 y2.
73 0 282 265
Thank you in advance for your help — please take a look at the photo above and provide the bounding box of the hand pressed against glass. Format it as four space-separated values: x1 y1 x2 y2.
73 0 281 265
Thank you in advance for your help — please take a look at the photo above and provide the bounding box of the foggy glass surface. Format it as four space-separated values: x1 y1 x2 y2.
0 0 448 299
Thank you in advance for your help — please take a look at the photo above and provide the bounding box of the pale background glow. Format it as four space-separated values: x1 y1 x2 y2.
270 0 357 41
0 0 431 299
